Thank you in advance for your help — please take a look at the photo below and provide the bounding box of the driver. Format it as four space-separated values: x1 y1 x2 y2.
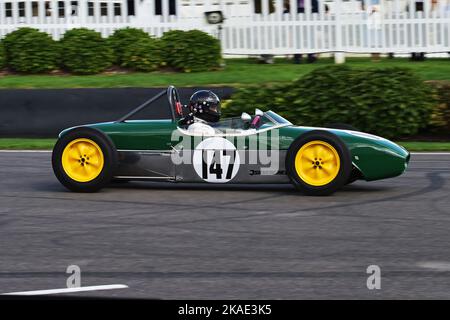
179 90 221 135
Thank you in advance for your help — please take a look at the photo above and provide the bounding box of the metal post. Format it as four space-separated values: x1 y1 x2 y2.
78 0 87 25
334 0 346 64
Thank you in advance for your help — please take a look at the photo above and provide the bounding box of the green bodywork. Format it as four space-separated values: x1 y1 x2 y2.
278 126 409 181
59 116 410 182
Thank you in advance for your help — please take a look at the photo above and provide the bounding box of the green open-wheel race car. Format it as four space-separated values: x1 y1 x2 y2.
52 86 410 196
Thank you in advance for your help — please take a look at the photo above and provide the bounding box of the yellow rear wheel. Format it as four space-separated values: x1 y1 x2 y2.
294 140 341 186
61 138 104 182
53 127 117 192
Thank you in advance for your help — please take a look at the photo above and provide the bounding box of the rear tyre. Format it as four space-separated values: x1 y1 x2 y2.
52 127 118 192
286 130 352 196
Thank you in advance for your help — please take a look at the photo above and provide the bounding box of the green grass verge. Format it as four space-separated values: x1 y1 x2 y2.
0 57 449 89
0 138 56 150
0 138 449 151
396 141 450 152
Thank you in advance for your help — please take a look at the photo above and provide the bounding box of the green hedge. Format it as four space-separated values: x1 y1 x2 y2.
121 37 162 72
1 27 222 74
5 28 59 73
0 42 5 70
3 27 37 61
224 66 435 139
107 28 150 65
60 28 114 74
428 81 450 133
161 29 221 72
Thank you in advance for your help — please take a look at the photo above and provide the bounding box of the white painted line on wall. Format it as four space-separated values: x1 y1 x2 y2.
1 284 128 296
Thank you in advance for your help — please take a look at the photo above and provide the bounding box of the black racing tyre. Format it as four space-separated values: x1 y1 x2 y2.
286 130 352 196
346 166 362 185
52 127 118 192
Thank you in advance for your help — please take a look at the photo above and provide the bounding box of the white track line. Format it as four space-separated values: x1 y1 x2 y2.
1 284 128 296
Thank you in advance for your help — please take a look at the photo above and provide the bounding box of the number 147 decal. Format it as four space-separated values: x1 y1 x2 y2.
202 150 236 180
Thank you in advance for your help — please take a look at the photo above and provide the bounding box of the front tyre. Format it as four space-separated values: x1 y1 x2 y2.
52 127 118 192
286 130 352 196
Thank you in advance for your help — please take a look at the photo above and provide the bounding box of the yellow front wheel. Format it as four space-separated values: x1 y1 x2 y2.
52 127 117 192
286 131 351 196
294 140 340 187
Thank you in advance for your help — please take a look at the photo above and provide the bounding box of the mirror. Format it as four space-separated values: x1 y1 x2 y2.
241 112 252 122
255 108 264 116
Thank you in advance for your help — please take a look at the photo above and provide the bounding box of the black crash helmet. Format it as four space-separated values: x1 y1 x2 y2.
189 90 221 123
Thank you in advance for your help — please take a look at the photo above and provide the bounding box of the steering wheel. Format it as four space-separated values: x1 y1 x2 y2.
167 86 182 118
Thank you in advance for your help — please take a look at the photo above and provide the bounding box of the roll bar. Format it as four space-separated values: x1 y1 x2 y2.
116 86 178 123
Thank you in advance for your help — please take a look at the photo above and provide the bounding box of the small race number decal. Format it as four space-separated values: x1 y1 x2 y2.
193 137 240 183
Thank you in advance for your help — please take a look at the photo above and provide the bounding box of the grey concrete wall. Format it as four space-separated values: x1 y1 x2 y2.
0 87 234 137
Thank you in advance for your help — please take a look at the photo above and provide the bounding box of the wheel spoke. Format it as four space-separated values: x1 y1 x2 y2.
69 148 80 159
84 164 92 175
312 146 320 159
322 162 334 170
322 154 334 162
89 160 100 168
301 166 315 179
316 145 326 159
301 158 313 168
322 163 336 175
303 148 315 162
79 143 89 156
316 168 324 180
76 143 85 157
305 167 315 175
70 163 82 173
86 146 97 157
310 168 318 180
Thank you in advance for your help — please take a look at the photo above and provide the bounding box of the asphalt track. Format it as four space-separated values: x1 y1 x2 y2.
0 151 449 299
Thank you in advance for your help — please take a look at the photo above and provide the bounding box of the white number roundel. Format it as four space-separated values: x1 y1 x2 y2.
193 137 240 183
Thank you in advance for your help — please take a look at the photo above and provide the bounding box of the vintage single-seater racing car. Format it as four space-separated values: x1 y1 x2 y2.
52 86 410 196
